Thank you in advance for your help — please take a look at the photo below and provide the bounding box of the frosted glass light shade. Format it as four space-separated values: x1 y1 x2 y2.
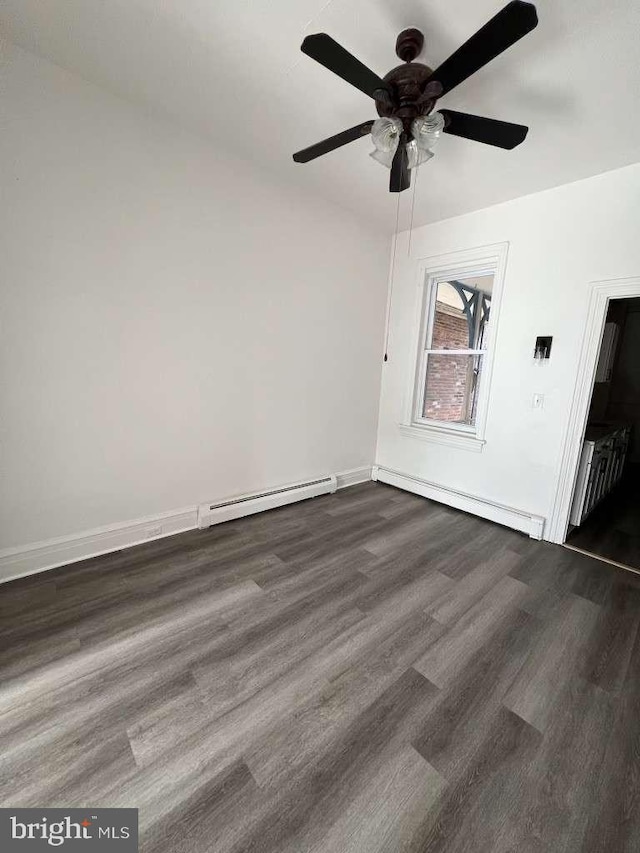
411 111 445 153
370 117 403 167
370 148 396 168
370 117 403 152
369 114 442 171
406 139 434 170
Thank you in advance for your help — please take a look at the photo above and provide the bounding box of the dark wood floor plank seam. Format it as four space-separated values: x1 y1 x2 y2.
2 482 640 851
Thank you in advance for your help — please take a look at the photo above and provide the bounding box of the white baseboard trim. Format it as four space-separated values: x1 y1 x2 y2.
0 466 374 586
0 507 198 586
335 467 372 489
373 465 545 540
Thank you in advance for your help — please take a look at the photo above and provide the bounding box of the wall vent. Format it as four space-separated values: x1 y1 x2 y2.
197 475 337 529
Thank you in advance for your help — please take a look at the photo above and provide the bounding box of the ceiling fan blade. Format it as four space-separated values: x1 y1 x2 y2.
430 1 538 97
301 34 391 99
390 134 411 193
293 120 375 163
440 109 528 149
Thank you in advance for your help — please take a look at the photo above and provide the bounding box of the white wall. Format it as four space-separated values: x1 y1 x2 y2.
0 42 389 553
376 161 640 539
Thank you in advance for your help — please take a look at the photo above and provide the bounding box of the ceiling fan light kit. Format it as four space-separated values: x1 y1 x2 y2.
369 117 402 168
292 1 538 193
369 112 443 170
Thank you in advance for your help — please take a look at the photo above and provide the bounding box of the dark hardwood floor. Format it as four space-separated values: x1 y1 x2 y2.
2 482 640 852
568 471 640 571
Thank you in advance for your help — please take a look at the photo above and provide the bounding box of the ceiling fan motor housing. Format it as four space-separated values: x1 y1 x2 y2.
375 29 439 132
375 62 436 126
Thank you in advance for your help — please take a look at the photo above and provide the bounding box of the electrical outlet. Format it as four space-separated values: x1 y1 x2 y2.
146 525 162 539
532 393 544 409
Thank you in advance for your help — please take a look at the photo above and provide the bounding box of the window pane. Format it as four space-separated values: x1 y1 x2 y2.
430 276 493 351
422 354 483 425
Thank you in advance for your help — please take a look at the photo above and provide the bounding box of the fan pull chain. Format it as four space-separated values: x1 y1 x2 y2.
383 189 402 362
407 162 419 257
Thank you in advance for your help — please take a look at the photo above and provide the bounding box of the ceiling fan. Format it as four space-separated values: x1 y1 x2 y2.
292 1 538 193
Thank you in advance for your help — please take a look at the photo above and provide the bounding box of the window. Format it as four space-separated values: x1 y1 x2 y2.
415 275 493 428
405 243 506 448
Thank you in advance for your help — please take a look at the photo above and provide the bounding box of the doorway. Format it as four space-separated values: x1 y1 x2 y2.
549 277 640 571
565 297 640 569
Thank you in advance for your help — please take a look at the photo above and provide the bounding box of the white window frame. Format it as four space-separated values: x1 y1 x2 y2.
400 242 509 452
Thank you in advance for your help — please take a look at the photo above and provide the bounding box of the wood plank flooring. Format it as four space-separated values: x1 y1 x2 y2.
2 482 640 852
568 470 640 570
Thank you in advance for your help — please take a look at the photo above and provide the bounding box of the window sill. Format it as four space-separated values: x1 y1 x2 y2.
398 423 486 453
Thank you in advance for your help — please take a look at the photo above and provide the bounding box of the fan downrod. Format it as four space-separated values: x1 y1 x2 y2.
395 28 424 62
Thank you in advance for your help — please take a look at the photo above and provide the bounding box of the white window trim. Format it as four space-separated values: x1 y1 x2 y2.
400 242 509 451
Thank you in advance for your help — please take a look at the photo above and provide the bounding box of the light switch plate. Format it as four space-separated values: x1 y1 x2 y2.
532 393 544 409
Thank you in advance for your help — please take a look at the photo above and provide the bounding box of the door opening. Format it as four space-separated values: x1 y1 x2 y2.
549 277 640 568
565 296 640 571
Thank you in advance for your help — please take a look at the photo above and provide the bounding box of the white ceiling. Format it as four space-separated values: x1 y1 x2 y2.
3 0 639 233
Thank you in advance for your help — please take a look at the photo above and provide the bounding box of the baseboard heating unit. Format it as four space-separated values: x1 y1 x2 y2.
372 466 545 540
197 475 337 529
